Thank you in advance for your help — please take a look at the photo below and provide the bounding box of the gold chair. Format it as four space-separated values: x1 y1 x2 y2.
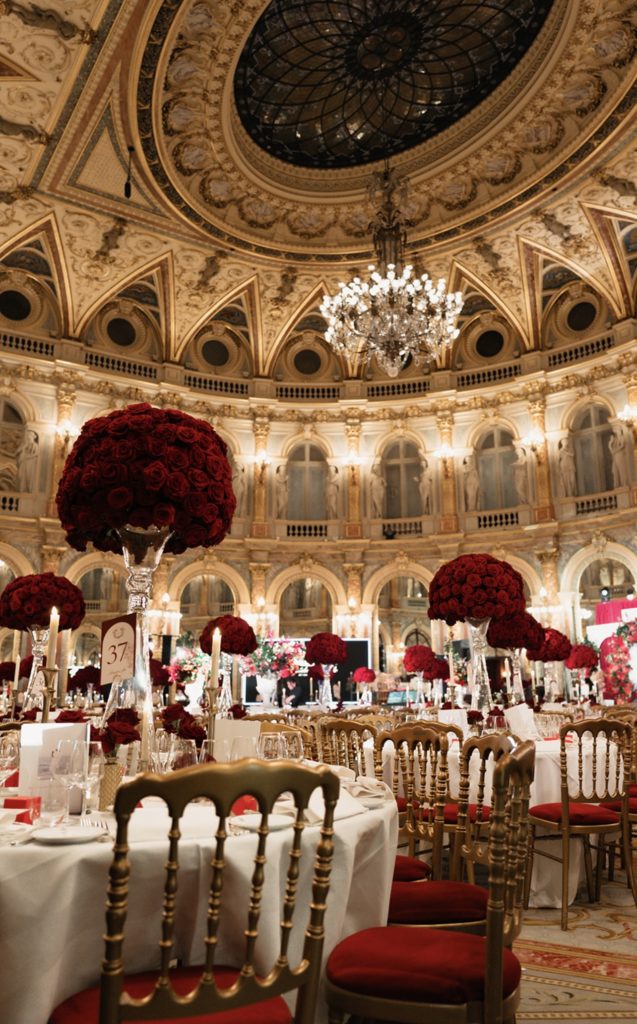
524 717 637 929
0 720 23 732
246 711 290 723
319 717 377 776
50 759 340 1024
325 742 536 1024
258 720 313 758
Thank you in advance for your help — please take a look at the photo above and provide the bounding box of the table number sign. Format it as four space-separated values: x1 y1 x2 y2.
101 613 136 687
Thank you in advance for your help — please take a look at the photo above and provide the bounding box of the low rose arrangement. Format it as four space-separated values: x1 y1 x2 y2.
200 615 257 657
56 403 236 556
428 554 525 625
95 708 141 755
403 644 436 676
69 664 101 692
56 708 87 723
305 631 347 666
0 573 85 631
159 703 206 746
565 642 598 671
526 627 571 663
487 612 545 652
149 658 170 688
0 661 15 682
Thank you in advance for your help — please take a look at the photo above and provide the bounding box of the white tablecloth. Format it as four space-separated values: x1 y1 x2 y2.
0 798 397 1024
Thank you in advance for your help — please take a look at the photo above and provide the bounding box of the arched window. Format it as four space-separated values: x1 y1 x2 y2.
180 575 235 617
287 443 327 519
475 427 517 509
382 439 421 518
572 404 613 495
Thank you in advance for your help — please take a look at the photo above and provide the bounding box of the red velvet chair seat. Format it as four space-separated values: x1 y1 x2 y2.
600 798 637 814
395 796 421 813
443 803 491 824
387 880 487 925
50 965 292 1024
326 926 521 1004
393 854 432 881
628 783 637 797
530 802 620 826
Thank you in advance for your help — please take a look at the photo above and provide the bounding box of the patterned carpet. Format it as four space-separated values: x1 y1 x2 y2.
516 876 637 1021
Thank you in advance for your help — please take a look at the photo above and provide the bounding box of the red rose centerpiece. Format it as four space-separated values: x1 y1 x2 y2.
0 572 85 712
200 614 258 714
94 708 141 809
403 644 437 706
487 612 545 700
352 665 376 705
526 628 572 701
56 403 235 766
565 642 599 700
305 631 347 707
428 554 526 714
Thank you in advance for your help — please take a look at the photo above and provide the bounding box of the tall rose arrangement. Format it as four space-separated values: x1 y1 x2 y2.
432 656 450 680
487 612 545 652
55 403 235 555
526 627 571 663
403 644 437 676
352 666 376 685
305 631 347 666
427 553 525 625
0 573 85 631
200 615 257 657
565 642 598 671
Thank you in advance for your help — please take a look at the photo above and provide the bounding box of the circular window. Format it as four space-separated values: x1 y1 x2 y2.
0 290 31 321
293 349 321 375
107 317 136 346
476 330 504 357
202 340 230 367
567 302 596 332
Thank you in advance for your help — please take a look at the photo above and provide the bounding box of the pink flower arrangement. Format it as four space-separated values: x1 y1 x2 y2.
305 631 347 666
487 612 545 652
200 615 257 657
427 554 525 626
56 403 236 556
403 644 437 676
0 573 85 631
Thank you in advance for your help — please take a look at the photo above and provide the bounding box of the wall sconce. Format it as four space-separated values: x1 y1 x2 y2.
56 419 78 451
521 430 546 460
256 596 266 610
433 444 456 461
618 404 637 427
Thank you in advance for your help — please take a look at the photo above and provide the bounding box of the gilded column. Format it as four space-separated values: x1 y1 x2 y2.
345 418 362 538
251 413 270 537
249 562 271 635
436 413 458 532
528 398 554 522
41 545 65 575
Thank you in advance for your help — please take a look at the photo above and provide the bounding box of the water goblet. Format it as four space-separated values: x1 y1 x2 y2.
0 733 19 787
230 736 259 761
257 733 287 761
284 732 304 762
151 728 172 774
51 740 86 820
168 737 197 771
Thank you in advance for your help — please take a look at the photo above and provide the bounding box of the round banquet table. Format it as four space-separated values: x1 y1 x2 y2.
0 796 397 1024
367 736 602 908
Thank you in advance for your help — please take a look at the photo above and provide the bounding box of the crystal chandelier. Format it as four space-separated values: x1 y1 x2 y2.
320 165 463 378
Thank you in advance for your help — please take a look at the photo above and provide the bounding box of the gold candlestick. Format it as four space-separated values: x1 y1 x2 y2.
205 683 218 755
40 667 58 723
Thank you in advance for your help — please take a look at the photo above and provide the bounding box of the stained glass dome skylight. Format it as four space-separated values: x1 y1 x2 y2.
234 0 554 169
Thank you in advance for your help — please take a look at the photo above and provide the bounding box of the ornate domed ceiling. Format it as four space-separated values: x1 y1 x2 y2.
0 0 635 380
234 0 554 169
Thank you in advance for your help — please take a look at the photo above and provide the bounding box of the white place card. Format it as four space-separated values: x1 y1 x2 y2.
19 722 90 813
211 718 261 761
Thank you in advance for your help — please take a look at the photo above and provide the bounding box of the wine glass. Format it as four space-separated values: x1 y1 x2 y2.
168 737 197 771
151 729 172 774
230 736 259 761
51 740 86 820
84 742 105 814
257 733 288 760
284 732 304 762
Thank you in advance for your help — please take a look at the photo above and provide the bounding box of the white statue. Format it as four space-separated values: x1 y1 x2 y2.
416 457 432 515
326 464 339 519
512 447 528 505
557 437 576 497
609 429 629 488
275 463 288 518
232 461 246 515
463 454 480 511
17 429 38 492
369 462 386 518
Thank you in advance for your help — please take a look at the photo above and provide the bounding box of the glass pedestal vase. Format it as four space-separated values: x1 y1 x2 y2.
467 617 492 716
511 648 525 701
102 524 172 769
22 626 49 713
414 673 426 710
256 673 278 708
217 674 234 717
99 755 124 811
318 666 334 708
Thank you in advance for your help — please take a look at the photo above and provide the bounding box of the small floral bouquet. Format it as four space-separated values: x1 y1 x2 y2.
428 553 525 625
0 573 85 631
526 627 571 663
200 615 257 657
96 708 141 755
565 642 598 671
159 703 206 746
467 710 483 724
229 703 247 719
403 644 436 676
487 611 545 652
305 631 347 667
56 403 236 555
69 664 101 693
56 708 88 723
150 658 170 688
353 666 376 685
169 638 210 689
241 632 305 678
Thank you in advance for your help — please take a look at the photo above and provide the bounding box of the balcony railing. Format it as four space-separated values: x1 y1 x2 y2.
286 522 329 538
575 492 619 516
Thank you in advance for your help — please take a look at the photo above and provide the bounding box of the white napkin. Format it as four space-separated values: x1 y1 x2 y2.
341 777 391 800
302 760 356 782
504 704 541 742
128 802 219 843
306 786 366 824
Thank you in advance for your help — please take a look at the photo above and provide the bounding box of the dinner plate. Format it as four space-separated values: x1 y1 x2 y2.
228 813 294 832
32 825 107 845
